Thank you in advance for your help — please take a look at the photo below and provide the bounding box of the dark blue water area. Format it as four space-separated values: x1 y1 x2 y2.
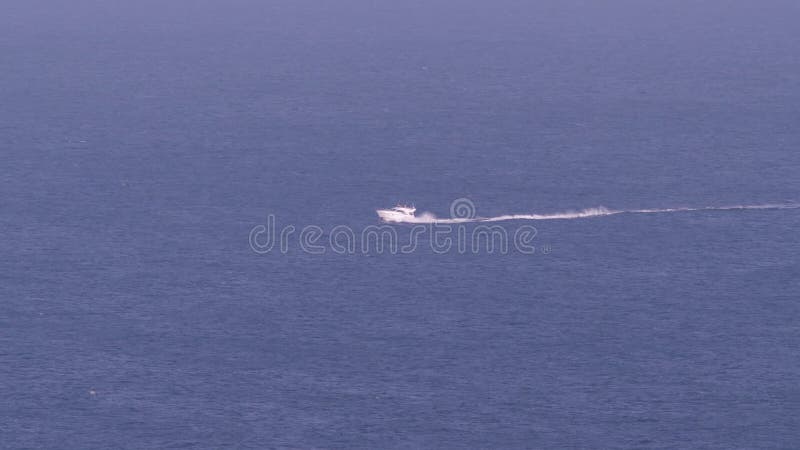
2 1 800 448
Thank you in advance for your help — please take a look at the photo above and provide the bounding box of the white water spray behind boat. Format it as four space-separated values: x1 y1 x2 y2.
376 202 800 224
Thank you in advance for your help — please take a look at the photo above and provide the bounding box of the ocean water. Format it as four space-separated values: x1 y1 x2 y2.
2 1 800 448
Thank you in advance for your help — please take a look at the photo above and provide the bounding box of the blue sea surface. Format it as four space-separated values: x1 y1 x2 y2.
2 1 799 448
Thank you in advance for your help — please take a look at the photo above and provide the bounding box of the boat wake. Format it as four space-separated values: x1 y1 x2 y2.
377 203 800 224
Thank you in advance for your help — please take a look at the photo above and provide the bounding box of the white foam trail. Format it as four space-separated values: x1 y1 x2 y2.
380 203 800 224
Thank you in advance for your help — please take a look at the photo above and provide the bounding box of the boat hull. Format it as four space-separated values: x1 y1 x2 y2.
376 209 414 223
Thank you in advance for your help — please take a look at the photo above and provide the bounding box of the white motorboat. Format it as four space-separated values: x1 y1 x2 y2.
376 204 416 222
